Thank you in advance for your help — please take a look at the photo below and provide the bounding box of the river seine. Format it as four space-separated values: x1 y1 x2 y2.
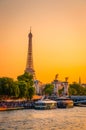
0 107 86 130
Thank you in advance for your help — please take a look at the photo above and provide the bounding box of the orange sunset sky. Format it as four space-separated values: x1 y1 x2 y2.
0 0 86 83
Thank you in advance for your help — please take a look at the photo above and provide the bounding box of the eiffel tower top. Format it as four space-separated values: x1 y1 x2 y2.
28 27 32 37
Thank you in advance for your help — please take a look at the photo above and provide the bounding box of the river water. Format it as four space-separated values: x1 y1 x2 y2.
0 107 86 130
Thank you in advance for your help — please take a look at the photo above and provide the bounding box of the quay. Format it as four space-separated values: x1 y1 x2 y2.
0 100 35 111
0 96 86 111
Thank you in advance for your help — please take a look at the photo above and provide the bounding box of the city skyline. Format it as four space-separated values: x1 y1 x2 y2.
0 0 86 83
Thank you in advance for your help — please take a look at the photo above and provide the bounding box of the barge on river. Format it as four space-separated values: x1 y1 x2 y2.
35 99 57 110
74 100 86 107
0 107 24 111
56 97 74 108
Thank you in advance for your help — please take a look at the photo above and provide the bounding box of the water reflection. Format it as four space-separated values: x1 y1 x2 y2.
0 107 86 130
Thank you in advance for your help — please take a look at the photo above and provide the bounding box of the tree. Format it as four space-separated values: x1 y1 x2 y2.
17 72 33 86
69 83 86 95
17 81 27 98
0 77 14 97
27 87 35 100
12 81 20 98
0 78 2 95
43 84 54 96
17 72 35 99
0 73 35 99
69 87 77 95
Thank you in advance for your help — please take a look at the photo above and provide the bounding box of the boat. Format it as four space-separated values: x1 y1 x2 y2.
56 97 74 108
74 100 86 107
0 100 27 111
34 99 57 110
0 106 24 111
0 107 7 111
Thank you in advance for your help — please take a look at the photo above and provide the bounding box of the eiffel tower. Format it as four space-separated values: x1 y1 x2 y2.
25 28 35 79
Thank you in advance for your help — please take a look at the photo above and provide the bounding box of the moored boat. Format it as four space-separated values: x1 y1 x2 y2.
0 100 34 111
35 99 57 110
74 100 86 107
56 97 74 108
0 107 7 111
0 106 24 111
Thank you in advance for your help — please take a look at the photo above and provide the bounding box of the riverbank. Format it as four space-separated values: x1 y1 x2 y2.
0 99 35 111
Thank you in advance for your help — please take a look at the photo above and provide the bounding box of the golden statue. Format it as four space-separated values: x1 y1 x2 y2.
55 74 59 80
65 77 68 82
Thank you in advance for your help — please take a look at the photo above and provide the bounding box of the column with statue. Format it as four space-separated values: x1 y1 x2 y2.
63 77 69 96
53 74 60 96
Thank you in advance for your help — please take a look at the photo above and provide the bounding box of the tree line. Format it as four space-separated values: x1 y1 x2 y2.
0 72 86 99
43 83 86 96
69 82 86 95
0 72 35 100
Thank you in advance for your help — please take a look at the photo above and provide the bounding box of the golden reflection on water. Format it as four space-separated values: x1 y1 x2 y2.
0 107 86 130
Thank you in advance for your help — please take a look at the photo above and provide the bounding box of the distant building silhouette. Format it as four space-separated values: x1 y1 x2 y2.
79 77 81 85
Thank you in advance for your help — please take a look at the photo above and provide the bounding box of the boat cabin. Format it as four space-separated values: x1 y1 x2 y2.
35 99 57 110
